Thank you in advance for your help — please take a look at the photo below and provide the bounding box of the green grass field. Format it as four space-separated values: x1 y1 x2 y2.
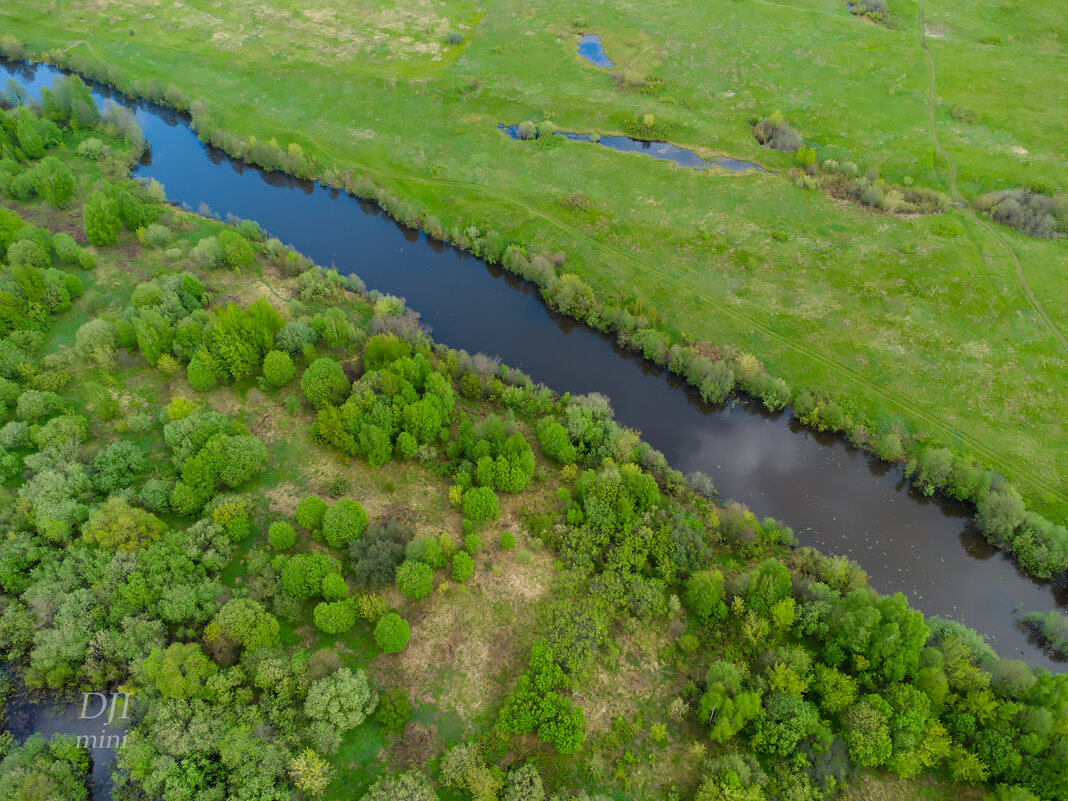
3 0 1065 522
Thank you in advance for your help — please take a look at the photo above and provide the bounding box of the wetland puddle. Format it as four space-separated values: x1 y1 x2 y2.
498 124 771 172
577 34 613 67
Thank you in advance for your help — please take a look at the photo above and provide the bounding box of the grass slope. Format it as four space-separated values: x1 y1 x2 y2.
1 0 1065 526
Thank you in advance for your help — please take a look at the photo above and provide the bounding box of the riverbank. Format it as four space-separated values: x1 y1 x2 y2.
0 3 1065 545
1 88 1065 801
2 57 1064 668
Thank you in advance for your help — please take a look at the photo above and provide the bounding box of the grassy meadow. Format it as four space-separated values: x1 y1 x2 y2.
2 0 1065 522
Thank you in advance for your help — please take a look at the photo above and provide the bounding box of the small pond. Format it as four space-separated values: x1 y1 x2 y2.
5 681 131 800
498 124 771 172
577 34 613 68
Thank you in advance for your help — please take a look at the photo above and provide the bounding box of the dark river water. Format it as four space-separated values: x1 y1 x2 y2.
2 60 1065 675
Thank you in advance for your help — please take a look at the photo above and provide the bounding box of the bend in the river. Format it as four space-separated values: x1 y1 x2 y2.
2 59 1064 671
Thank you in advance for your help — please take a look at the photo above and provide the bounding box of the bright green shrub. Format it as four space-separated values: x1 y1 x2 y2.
374 612 411 653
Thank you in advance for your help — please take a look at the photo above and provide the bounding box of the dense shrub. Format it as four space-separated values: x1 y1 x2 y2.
451 551 474 582
395 559 434 599
462 486 500 524
262 349 295 387
296 495 329 532
977 189 1066 238
322 498 368 549
374 612 411 653
753 112 802 152
268 521 296 550
313 598 357 634
218 229 255 269
349 520 413 587
301 357 349 409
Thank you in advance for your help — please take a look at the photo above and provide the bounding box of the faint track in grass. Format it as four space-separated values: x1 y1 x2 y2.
917 0 1068 355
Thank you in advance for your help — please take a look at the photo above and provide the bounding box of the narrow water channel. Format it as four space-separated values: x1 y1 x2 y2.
2 59 1064 671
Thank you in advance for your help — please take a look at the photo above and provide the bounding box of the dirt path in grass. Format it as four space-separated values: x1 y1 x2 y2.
917 0 1068 355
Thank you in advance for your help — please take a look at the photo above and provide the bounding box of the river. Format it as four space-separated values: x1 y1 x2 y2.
2 59 1064 672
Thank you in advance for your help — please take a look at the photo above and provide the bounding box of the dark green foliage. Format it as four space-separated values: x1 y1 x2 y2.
977 189 1067 239
91 439 145 493
275 319 318 356
0 733 90 801
374 612 411 653
348 519 412 588
373 688 412 733
1025 611 1068 657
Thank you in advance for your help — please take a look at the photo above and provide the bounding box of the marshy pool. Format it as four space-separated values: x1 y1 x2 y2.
577 34 613 68
498 124 772 173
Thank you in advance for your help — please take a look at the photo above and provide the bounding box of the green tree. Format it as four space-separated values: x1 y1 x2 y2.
842 696 893 766
218 229 255 270
374 612 411 653
296 495 328 532
313 599 357 634
373 688 412 733
685 569 728 627
218 435 267 487
462 486 500 524
82 190 120 246
360 771 437 801
210 597 279 651
321 572 348 601
396 560 434 599
289 749 333 798
322 498 368 549
35 156 74 207
305 667 377 731
262 349 295 387
268 521 296 550
82 496 167 551
302 357 349 409
281 551 342 599
451 551 474 583
139 643 217 699
187 348 220 391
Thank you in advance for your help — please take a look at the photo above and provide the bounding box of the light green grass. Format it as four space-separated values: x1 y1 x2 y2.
4 0 1065 521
